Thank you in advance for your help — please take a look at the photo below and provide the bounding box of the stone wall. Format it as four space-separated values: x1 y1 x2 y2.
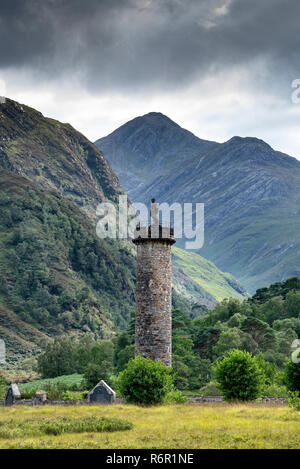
135 240 173 367
188 395 288 404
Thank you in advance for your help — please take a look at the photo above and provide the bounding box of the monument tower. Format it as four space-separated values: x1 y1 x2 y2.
132 199 175 367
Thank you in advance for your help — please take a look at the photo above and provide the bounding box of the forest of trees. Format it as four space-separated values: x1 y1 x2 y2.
34 277 300 395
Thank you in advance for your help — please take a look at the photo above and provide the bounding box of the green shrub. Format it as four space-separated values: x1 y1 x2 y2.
43 381 68 400
164 389 189 404
199 381 221 396
261 383 288 397
284 359 300 392
21 389 36 399
0 372 7 399
62 390 88 400
288 391 300 411
118 355 173 405
215 349 263 401
41 416 133 436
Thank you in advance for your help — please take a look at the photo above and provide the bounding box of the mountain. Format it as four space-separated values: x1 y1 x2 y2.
95 112 216 201
0 100 248 364
0 98 123 219
0 170 137 363
95 113 300 293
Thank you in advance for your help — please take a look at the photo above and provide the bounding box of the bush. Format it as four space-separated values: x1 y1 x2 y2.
284 359 300 392
261 383 288 397
215 349 262 401
43 381 68 400
288 391 300 411
117 355 173 405
62 390 88 400
199 381 221 396
21 389 36 399
40 416 133 435
164 389 189 404
37 337 77 378
0 372 7 399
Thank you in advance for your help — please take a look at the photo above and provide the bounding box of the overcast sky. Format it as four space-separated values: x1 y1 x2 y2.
1 0 300 157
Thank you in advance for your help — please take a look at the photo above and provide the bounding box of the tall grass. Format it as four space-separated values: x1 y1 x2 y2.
0 402 299 449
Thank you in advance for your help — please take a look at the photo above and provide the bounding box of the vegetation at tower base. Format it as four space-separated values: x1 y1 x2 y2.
117 355 173 405
114 277 300 395
215 350 263 401
31 275 299 399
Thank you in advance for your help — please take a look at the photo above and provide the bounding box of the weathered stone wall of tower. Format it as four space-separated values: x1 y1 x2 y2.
135 240 172 367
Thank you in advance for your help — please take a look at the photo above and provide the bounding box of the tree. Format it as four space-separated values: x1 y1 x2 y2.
0 371 7 399
83 361 113 389
215 349 263 401
172 357 190 390
284 359 300 392
118 355 173 405
37 337 76 378
115 344 134 372
212 328 243 358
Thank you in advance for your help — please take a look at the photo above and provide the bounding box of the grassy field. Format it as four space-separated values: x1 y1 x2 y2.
0 402 300 449
18 374 83 393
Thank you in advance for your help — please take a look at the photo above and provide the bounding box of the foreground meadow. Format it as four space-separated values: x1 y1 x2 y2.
0 402 299 449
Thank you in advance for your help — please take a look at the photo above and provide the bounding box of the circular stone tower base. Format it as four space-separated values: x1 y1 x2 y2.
132 200 175 367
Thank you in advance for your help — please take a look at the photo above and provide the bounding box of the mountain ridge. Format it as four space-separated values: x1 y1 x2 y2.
0 98 124 220
95 112 300 292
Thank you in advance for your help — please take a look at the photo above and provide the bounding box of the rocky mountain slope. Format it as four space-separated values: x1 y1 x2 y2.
0 99 123 219
96 113 300 292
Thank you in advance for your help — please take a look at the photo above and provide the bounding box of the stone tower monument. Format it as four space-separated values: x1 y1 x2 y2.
132 199 175 367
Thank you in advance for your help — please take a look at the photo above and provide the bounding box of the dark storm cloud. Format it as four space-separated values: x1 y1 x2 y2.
0 0 299 92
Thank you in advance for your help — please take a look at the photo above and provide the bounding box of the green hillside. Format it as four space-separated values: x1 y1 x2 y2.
172 247 248 302
0 170 136 362
0 100 250 366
